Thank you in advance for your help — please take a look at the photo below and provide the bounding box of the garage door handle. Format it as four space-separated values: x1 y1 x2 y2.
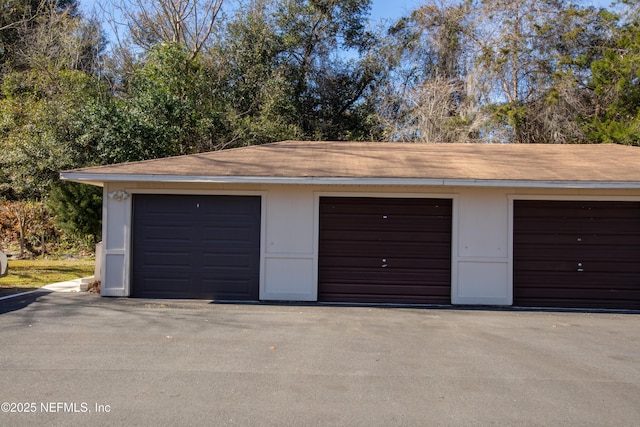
577 262 584 272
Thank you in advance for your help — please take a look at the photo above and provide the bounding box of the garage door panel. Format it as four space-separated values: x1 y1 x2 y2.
516 287 639 300
514 251 640 271
136 277 191 298
513 200 640 309
319 199 449 213
319 201 449 213
203 227 256 242
317 243 451 258
132 195 260 300
320 257 451 270
515 200 640 214
319 268 452 281
141 252 193 268
321 283 451 296
340 286 451 298
320 266 451 280
201 279 252 295
516 259 640 273
318 243 453 259
138 225 194 241
516 222 640 235
202 252 255 267
320 230 451 243
516 277 640 290
319 238 452 248
515 268 640 281
198 217 258 230
512 297 637 310
319 197 452 304
199 199 258 214
514 234 640 246
320 217 451 232
320 290 451 304
136 206 195 219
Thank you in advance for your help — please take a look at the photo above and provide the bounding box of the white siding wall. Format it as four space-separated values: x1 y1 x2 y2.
453 188 511 305
101 184 131 296
100 182 640 305
263 187 317 301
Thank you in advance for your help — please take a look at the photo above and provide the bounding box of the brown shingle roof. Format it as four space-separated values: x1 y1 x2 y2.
61 141 640 185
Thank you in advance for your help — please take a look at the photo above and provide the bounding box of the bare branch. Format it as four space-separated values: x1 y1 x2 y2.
108 0 224 56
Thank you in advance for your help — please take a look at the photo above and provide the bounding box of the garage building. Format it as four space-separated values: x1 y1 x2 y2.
61 141 640 310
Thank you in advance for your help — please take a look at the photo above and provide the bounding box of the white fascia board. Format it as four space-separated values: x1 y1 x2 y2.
60 172 640 189
58 174 105 187
441 179 640 189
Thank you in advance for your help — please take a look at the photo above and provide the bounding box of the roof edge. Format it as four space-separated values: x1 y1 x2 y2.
60 172 640 190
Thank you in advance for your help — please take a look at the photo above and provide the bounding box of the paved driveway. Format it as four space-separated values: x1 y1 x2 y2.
0 292 639 426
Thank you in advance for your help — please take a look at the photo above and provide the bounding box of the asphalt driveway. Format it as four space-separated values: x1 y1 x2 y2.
0 292 638 426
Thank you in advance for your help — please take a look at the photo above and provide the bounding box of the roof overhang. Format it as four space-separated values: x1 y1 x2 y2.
59 141 640 190
59 172 640 190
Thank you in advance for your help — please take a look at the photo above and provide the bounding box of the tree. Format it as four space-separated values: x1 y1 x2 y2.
585 1 640 145
0 0 107 199
471 0 620 144
0 200 53 257
207 0 381 143
1 0 83 75
15 1 104 75
196 1 303 148
113 0 224 57
374 0 485 142
274 0 379 140
76 43 224 162
470 0 570 142
49 182 102 243
512 4 612 144
0 69 103 199
375 0 619 144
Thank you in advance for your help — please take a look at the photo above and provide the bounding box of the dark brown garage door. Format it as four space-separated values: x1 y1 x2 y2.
513 200 640 309
132 195 261 300
318 197 452 304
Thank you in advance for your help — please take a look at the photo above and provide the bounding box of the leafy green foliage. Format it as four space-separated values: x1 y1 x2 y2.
585 4 640 145
76 43 226 163
212 0 380 142
0 69 101 199
48 182 102 243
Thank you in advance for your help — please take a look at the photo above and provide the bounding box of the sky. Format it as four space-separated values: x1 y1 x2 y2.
81 0 616 44
369 0 424 23
368 0 612 22
79 0 427 45
82 0 428 23
82 0 617 22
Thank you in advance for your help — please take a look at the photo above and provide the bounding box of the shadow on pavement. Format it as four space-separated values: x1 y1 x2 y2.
0 287 41 298
0 290 52 315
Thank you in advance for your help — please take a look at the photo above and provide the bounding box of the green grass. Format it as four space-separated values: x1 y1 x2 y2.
0 258 95 297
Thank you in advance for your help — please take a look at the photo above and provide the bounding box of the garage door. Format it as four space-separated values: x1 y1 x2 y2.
513 200 640 309
318 197 452 304
132 195 261 300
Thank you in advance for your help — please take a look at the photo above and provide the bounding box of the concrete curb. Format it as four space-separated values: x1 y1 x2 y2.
0 276 95 302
